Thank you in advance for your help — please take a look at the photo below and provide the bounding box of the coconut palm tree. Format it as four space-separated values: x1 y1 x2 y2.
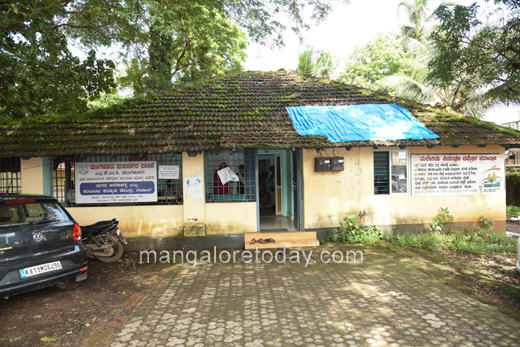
378 40 498 118
294 50 316 76
377 0 496 117
379 73 498 117
398 0 432 42
397 0 453 44
314 52 336 78
293 50 337 78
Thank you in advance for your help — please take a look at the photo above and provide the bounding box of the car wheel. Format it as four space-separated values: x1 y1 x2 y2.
56 279 84 291
95 240 124 263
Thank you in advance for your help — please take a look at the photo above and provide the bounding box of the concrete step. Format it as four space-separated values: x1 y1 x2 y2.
244 232 319 250
245 239 320 250
244 231 317 242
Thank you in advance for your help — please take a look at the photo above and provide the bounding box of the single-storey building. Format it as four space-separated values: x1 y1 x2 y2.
1 70 519 249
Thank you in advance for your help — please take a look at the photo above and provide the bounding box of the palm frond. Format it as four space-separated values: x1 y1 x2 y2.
378 74 440 103
294 50 315 76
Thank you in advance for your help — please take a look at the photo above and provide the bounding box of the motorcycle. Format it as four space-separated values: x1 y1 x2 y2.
80 218 128 263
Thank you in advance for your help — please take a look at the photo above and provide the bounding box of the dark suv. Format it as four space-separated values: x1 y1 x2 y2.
0 194 87 298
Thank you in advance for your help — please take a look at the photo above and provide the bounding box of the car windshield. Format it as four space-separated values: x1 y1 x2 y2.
0 202 70 227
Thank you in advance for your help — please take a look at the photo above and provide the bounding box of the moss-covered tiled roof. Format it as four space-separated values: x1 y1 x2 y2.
1 70 519 157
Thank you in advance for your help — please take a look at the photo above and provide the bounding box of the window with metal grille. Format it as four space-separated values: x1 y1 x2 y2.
205 149 256 202
52 154 183 206
0 158 21 193
374 152 390 195
374 151 409 195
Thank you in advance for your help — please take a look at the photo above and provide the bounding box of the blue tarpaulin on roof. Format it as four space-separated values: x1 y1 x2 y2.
285 104 439 142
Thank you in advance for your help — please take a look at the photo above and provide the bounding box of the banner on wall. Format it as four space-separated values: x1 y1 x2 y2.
75 161 157 204
411 154 504 195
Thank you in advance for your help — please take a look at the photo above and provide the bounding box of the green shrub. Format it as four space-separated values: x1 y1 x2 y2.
506 167 520 205
418 231 441 252
388 231 420 247
429 207 453 232
506 205 520 220
325 217 382 245
388 230 441 252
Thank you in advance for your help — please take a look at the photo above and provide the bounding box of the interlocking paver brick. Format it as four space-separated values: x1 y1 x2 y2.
111 247 520 346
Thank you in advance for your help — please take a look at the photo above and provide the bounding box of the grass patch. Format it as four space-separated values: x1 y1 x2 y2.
388 228 516 254
388 212 517 254
376 243 520 320
86 328 113 347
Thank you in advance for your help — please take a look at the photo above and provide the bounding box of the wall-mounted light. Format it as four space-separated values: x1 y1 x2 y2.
426 145 436 149
477 144 487 148
451 145 460 148
372 145 379 150
398 145 407 149
187 151 197 157
316 149 321 153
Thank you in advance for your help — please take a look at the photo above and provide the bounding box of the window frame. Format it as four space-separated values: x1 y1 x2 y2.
204 149 257 203
373 149 410 196
0 158 21 194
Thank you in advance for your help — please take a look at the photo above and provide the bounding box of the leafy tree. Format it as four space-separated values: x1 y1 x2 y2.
67 0 348 93
1 0 346 118
0 1 117 119
116 2 248 95
340 33 417 90
87 92 128 110
429 1 520 105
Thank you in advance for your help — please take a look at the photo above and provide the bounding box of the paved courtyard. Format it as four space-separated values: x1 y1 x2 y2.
111 246 520 346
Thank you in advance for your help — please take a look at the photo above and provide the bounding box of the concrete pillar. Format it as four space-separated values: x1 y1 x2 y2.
182 152 206 237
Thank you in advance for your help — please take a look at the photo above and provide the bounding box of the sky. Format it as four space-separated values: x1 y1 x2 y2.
242 0 520 125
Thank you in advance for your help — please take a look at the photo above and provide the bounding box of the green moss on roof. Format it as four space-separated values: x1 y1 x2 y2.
0 70 519 157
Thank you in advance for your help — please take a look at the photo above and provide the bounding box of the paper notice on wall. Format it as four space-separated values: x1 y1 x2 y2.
185 175 202 199
158 165 180 179
411 154 504 195
217 167 239 185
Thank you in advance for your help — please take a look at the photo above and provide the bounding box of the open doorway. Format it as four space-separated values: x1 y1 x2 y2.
258 149 301 231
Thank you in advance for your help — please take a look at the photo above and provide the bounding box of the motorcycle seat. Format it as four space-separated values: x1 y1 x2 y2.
81 218 118 237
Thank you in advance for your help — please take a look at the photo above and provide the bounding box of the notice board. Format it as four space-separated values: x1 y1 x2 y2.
75 161 157 204
411 154 504 195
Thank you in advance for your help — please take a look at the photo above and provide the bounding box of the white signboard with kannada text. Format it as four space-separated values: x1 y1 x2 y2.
158 165 180 179
75 161 157 204
411 154 504 196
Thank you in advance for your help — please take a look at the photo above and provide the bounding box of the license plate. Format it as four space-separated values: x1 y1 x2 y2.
19 261 62 278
